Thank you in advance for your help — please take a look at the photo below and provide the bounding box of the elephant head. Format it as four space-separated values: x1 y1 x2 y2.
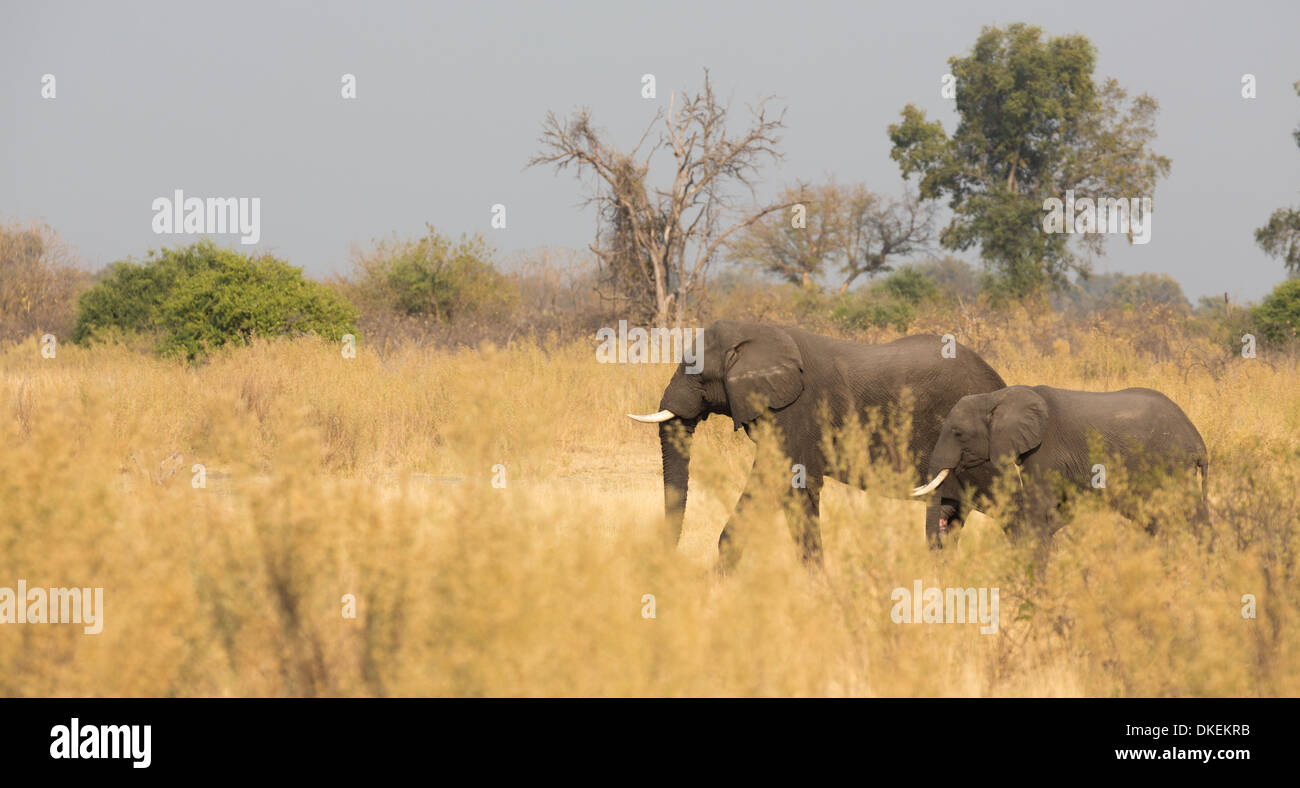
627 321 804 543
912 386 1047 497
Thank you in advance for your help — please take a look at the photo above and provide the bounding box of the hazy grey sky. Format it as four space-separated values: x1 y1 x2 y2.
4 0 1299 302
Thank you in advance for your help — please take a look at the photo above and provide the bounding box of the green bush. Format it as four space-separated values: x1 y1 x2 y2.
879 266 939 304
831 295 916 332
72 243 212 343
1254 278 1300 343
830 266 938 332
349 225 512 323
73 240 357 359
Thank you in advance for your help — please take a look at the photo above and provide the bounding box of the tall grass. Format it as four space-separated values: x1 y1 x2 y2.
1 313 1297 696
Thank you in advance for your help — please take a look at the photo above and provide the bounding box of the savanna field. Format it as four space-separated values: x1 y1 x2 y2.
3 305 1298 697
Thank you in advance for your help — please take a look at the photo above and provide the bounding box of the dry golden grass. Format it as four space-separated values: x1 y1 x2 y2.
1 312 1297 697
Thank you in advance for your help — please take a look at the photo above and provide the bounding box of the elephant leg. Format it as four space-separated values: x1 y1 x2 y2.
1024 488 1062 542
1140 485 1212 538
1001 490 1039 543
1194 494 1211 535
1191 464 1212 540
925 469 970 549
718 441 825 572
716 456 761 574
784 453 825 566
787 473 824 566
1015 490 1061 578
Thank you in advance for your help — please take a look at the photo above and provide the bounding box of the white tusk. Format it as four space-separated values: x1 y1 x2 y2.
911 468 951 497
627 409 677 424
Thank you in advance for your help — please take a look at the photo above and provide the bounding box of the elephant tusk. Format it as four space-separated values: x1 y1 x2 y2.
911 468 950 497
627 409 677 424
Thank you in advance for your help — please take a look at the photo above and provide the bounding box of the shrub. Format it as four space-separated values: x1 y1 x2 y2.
831 295 916 333
72 245 210 343
1110 273 1189 310
879 266 939 304
1254 278 1300 343
156 252 357 360
1059 271 1190 313
73 240 357 359
830 265 938 332
914 255 981 301
0 220 90 343
348 225 513 324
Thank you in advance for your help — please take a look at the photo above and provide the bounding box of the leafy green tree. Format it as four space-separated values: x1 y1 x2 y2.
1254 82 1300 274
1255 279 1300 343
73 240 356 359
889 23 1170 301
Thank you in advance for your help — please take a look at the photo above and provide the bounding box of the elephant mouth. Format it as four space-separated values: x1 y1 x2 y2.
937 502 959 533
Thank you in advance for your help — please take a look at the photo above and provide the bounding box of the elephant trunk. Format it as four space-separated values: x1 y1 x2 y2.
926 430 962 479
659 418 697 546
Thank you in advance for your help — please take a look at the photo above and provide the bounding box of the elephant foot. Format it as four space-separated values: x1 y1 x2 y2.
926 502 959 550
801 545 825 569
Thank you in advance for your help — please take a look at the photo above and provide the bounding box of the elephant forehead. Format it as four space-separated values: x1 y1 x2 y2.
949 399 984 420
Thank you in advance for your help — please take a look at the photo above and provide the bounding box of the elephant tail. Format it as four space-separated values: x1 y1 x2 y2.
1195 456 1211 527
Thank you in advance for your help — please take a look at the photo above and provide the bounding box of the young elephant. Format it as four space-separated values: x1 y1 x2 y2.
912 385 1209 545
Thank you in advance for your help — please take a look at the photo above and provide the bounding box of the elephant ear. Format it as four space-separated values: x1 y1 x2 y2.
989 387 1048 464
723 325 804 429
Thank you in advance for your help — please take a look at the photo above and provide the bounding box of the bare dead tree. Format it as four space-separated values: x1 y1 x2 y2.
528 71 791 325
839 187 936 292
0 220 88 342
727 182 836 288
727 180 937 293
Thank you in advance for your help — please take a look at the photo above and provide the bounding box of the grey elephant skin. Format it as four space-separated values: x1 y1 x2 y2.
915 385 1210 546
628 320 1006 568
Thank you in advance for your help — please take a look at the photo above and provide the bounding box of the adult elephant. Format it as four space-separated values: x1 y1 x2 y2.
627 320 1006 569
912 385 1210 546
